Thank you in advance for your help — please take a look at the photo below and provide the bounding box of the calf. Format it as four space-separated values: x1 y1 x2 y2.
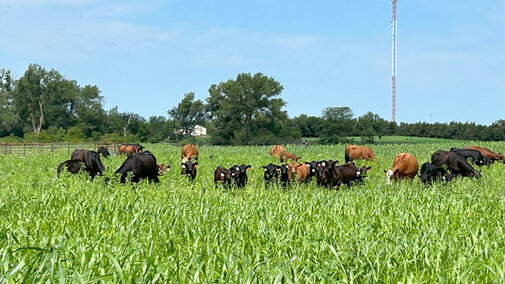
279 163 297 186
157 164 171 175
418 162 452 184
214 166 232 188
431 150 481 178
229 164 251 188
280 151 301 163
315 160 338 187
385 153 419 185
295 162 311 183
119 144 144 155
115 151 159 183
57 160 82 177
181 160 198 181
450 148 489 166
263 163 280 188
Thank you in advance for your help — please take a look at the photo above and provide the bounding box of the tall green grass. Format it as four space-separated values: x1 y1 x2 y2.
0 142 504 282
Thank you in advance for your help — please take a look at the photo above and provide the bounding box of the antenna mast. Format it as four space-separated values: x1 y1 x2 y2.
391 0 398 122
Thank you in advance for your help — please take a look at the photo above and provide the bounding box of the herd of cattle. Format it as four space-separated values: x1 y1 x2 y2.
56 143 505 189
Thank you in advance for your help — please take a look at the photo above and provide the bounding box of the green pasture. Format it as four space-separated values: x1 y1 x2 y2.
0 142 505 282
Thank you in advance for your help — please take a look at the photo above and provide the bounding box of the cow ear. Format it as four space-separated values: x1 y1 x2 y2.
367 166 372 170
383 169 387 173
394 169 399 174
335 160 339 164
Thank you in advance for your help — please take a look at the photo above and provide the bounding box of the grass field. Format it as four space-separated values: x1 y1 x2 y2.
1 142 505 282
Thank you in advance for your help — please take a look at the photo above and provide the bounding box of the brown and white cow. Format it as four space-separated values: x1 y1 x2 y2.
345 145 376 163
181 144 199 162
384 153 419 185
118 144 144 155
465 146 505 163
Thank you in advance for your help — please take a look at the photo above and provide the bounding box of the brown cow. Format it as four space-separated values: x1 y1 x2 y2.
118 144 144 155
384 153 419 185
280 151 301 163
269 145 285 157
465 146 505 163
181 144 199 162
295 162 310 183
345 145 376 163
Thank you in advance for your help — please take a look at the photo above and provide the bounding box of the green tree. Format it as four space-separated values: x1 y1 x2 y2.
13 64 64 135
207 73 287 145
322 106 354 121
0 69 18 134
168 92 206 138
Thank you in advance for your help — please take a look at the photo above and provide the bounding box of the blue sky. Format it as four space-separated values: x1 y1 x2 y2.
0 0 503 124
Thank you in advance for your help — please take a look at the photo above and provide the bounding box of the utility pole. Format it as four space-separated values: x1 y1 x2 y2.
391 0 398 122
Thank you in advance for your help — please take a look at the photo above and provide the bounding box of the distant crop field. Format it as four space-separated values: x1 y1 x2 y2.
1 142 505 282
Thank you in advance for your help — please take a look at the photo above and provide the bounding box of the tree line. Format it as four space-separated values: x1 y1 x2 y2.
1 64 504 145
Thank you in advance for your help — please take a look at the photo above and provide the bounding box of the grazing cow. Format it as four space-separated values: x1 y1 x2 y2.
280 151 301 163
269 145 285 157
229 164 251 188
345 145 376 163
431 150 481 178
263 163 280 187
450 148 489 166
72 148 110 161
80 150 106 180
181 144 199 162
332 163 372 188
57 160 82 177
214 166 232 188
418 162 452 184
385 153 419 185
157 164 170 175
115 151 159 183
465 146 505 163
181 160 198 181
97 146 110 158
118 144 144 155
70 149 87 161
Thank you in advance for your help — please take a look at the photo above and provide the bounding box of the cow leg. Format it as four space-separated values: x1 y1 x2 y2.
120 173 128 183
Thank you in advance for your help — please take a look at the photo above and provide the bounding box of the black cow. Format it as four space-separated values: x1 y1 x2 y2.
115 151 159 183
181 160 198 181
263 163 280 187
450 148 489 166
214 166 232 188
97 146 110 158
229 164 251 188
57 160 82 177
70 149 87 161
431 150 481 178
330 163 371 188
418 162 452 184
307 161 319 179
315 160 338 187
81 151 105 180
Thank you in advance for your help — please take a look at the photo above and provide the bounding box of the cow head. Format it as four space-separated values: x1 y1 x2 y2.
357 166 372 177
384 169 399 185
263 163 279 181
215 167 232 182
97 146 110 158
496 153 505 163
181 161 198 179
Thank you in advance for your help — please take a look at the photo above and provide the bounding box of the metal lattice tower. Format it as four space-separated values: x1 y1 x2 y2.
391 0 398 122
